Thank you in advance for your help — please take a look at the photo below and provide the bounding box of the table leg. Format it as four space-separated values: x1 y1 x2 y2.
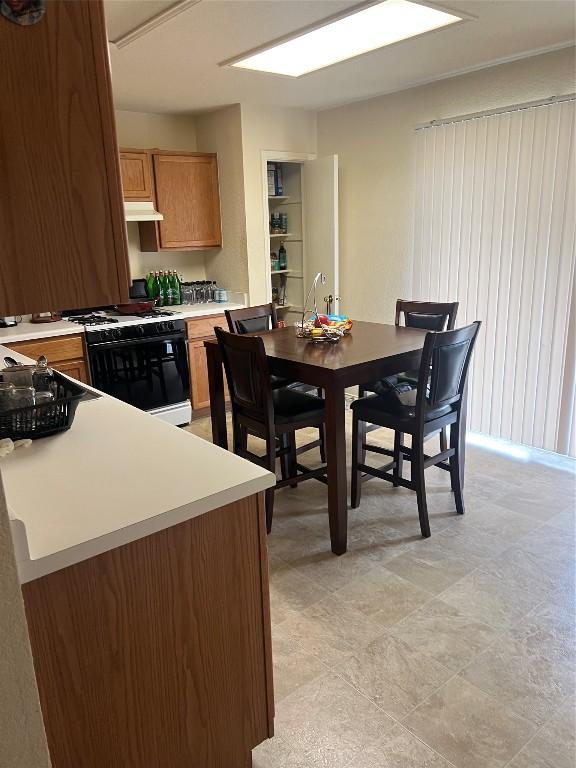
324 382 348 555
205 342 228 450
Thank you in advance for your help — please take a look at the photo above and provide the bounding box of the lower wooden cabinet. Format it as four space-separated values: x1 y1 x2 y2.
189 338 212 409
22 493 274 768
186 315 228 410
53 359 89 384
5 334 91 385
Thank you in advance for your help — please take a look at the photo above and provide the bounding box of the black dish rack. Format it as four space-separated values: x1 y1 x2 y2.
0 371 85 440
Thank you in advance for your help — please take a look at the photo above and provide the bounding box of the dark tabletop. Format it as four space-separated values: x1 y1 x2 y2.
255 321 427 371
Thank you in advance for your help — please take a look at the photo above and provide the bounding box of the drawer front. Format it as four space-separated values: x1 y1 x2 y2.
186 315 225 341
6 334 85 364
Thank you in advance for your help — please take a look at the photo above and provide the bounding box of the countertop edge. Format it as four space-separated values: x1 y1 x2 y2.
12 472 274 584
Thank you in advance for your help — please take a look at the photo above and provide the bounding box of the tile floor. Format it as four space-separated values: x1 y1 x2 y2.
187 413 576 768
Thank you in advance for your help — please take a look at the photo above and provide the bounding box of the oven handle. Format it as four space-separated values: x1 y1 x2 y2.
87 333 187 350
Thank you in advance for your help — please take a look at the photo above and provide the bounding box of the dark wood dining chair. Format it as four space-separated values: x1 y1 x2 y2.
226 304 326 462
215 327 327 533
351 321 481 538
359 299 459 451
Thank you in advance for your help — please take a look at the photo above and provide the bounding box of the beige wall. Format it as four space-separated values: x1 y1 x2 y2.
241 105 317 303
196 105 250 293
0 474 51 768
317 46 576 323
115 110 207 282
115 109 198 151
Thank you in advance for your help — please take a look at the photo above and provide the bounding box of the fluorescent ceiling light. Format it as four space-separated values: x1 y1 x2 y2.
229 0 463 77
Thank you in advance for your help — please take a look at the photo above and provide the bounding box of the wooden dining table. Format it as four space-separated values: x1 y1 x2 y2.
205 321 467 555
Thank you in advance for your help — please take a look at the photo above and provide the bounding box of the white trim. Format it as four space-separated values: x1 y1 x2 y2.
109 0 202 49
260 150 316 304
416 93 576 130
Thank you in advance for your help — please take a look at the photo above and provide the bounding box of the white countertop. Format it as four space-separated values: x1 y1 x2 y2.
1 343 275 583
0 302 245 344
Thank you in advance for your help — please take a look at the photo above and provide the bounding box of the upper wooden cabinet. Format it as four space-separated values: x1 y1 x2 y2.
119 151 154 201
136 152 222 251
0 0 130 316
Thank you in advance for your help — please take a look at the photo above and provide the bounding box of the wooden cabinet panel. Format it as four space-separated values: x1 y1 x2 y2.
189 339 212 409
22 494 274 768
186 314 226 341
6 334 90 384
7 335 85 364
54 359 89 384
119 150 153 201
153 153 222 250
0 0 130 317
186 317 228 409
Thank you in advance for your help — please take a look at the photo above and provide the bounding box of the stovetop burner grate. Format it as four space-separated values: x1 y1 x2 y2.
67 314 119 326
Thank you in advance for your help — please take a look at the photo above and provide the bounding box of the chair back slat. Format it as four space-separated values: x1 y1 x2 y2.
215 327 274 427
225 304 279 335
396 300 459 331
416 322 481 416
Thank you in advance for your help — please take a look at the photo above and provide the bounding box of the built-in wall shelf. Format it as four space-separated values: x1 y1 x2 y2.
271 269 292 275
275 303 294 311
268 195 290 201
269 233 293 239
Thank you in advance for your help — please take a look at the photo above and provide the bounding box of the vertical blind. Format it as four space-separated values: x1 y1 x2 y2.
413 98 576 456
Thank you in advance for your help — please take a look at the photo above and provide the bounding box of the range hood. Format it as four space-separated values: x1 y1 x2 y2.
124 201 163 222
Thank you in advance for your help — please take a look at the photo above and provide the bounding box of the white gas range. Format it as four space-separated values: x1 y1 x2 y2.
64 309 191 426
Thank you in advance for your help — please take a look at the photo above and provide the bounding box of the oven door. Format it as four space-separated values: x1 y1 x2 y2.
88 333 190 412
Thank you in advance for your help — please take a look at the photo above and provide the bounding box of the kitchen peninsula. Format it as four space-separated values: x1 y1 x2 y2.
1 344 275 768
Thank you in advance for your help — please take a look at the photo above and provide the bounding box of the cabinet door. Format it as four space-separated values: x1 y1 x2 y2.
54 359 90 385
302 155 340 314
154 154 222 249
119 151 153 201
189 340 211 409
0 0 130 316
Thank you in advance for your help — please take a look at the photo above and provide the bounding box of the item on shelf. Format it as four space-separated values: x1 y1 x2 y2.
267 165 276 196
271 286 279 304
268 162 283 196
271 251 279 271
281 213 288 234
278 243 287 270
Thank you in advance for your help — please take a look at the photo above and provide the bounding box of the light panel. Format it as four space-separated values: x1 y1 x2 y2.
230 0 463 77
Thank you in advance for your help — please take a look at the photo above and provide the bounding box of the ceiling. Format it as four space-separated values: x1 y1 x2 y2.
105 0 575 114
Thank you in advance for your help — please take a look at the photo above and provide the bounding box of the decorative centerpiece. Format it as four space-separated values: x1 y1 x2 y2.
295 273 352 343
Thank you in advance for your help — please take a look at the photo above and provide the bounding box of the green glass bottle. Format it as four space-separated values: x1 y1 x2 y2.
155 271 164 307
170 269 181 305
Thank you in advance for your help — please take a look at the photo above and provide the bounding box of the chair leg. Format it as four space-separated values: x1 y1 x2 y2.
393 431 403 487
288 432 298 488
265 434 277 533
264 488 275 533
319 423 327 463
351 413 366 508
279 433 290 482
439 427 448 454
413 441 431 538
449 421 465 515
232 424 246 455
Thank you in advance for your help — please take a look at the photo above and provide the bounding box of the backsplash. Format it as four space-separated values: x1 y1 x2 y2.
126 223 207 282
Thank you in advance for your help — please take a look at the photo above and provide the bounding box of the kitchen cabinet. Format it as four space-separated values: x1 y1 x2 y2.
139 152 222 251
119 150 154 201
22 493 274 768
186 315 227 409
5 334 90 385
0 0 130 317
